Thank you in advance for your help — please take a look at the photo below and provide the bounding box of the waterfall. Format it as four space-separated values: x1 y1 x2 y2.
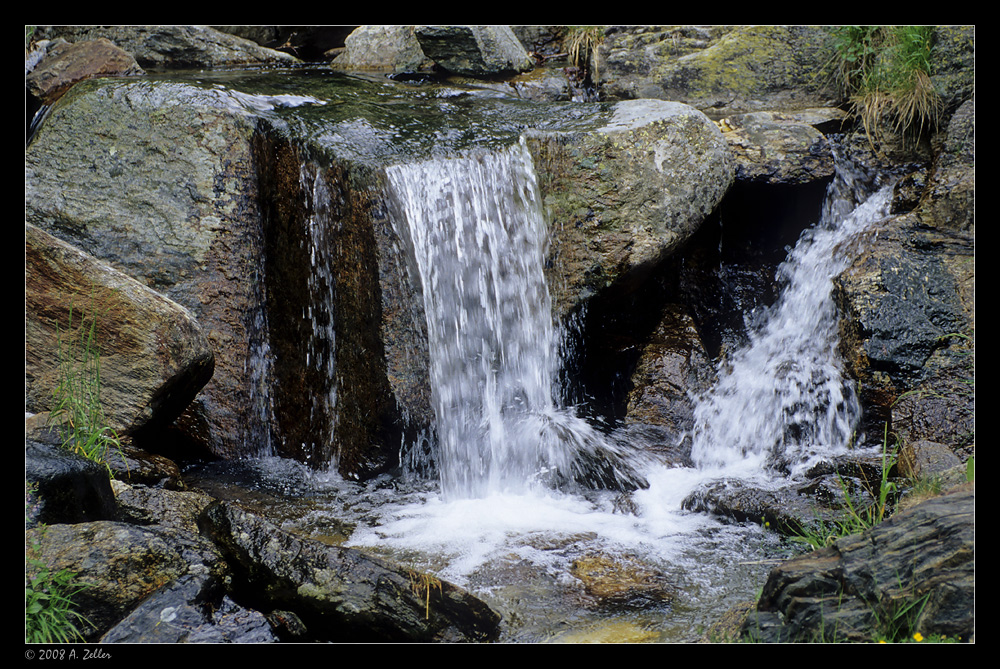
689 153 894 477
386 139 636 499
299 162 340 459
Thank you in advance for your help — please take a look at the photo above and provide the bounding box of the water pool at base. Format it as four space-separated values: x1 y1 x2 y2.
185 455 794 642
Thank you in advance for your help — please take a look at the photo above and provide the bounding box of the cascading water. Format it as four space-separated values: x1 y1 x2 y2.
299 162 340 461
42 64 957 642
386 139 634 499
689 151 894 478
215 125 899 640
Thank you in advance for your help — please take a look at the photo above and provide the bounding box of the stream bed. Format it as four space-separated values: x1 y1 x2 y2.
176 69 891 643
185 455 793 642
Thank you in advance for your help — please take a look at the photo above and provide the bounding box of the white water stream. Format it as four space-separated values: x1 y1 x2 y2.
690 157 895 480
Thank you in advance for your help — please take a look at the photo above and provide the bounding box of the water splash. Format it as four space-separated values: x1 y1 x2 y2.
386 140 639 499
689 154 894 477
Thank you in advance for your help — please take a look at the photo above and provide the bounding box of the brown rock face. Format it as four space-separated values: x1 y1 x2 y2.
26 38 144 106
25 224 214 437
253 137 402 476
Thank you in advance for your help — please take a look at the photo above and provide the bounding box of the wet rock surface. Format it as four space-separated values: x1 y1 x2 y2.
25 437 118 527
742 487 975 642
681 451 895 536
570 553 675 609
100 574 277 643
200 501 502 642
625 304 715 438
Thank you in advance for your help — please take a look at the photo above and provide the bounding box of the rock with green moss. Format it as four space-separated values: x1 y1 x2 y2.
526 98 735 319
598 26 839 115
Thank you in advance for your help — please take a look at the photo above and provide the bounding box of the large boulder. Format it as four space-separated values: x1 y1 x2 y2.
414 25 534 77
31 25 300 69
330 25 431 72
25 223 215 438
26 78 269 459
927 28 977 116
526 98 735 319
26 37 143 107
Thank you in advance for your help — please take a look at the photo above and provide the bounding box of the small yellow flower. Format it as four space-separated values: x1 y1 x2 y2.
878 639 887 644
913 632 924 642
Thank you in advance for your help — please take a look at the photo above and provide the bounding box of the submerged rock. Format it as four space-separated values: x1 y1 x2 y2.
570 553 675 610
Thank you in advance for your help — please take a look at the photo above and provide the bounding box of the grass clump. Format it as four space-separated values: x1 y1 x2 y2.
25 554 91 643
51 304 123 477
407 569 443 620
829 26 941 149
25 482 91 643
792 424 899 551
565 26 605 84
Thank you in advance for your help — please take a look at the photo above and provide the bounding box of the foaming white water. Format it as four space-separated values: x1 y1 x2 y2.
345 463 724 588
386 139 630 500
689 158 894 477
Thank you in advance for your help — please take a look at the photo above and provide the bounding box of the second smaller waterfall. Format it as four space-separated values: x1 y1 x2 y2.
689 154 895 477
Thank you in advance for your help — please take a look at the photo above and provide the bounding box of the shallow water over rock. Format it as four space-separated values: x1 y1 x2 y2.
184 456 790 642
